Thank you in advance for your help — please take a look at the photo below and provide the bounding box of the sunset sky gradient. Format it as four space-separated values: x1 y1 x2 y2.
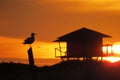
0 0 120 58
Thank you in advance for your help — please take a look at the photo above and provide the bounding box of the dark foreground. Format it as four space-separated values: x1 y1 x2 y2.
1 60 120 80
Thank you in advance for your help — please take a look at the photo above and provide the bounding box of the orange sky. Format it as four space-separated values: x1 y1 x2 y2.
0 36 60 58
0 0 120 58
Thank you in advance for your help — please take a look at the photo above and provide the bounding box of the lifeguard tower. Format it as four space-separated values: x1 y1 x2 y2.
54 27 112 61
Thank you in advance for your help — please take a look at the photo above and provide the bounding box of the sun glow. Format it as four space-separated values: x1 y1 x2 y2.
102 43 120 63
103 57 120 63
112 44 120 54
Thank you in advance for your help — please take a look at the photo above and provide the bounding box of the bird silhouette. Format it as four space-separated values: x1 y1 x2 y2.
23 33 36 46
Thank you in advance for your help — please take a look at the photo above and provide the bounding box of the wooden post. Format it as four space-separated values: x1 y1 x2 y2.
28 47 34 66
27 47 37 80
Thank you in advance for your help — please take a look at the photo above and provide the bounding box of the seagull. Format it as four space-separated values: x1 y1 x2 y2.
23 33 36 45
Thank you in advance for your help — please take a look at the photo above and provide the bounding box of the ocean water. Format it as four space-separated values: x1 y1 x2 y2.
0 58 62 67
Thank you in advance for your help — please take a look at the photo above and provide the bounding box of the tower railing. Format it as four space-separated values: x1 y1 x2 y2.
55 47 67 58
103 44 114 56
55 44 115 58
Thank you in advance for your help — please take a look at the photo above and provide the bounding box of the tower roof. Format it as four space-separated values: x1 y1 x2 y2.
54 27 111 42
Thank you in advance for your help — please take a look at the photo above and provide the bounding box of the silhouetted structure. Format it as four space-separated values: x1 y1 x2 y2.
54 27 111 60
23 33 36 45
28 47 34 66
22 33 37 80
